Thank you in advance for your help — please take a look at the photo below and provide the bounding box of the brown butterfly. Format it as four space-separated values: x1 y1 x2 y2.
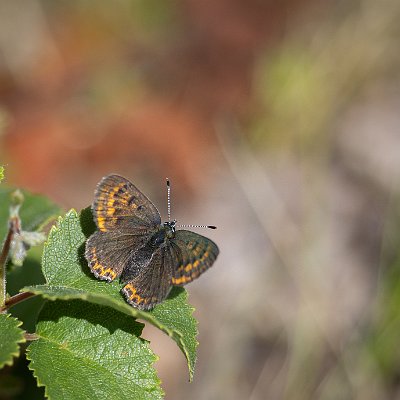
85 174 219 310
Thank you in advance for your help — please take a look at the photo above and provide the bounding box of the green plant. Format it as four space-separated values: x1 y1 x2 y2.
0 171 198 399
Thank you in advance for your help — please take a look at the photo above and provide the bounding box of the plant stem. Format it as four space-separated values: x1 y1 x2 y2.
0 216 21 312
24 332 39 341
0 224 13 311
2 291 36 312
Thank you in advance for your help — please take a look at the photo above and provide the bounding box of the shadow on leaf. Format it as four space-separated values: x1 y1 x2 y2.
79 206 96 238
38 299 144 337
77 207 97 280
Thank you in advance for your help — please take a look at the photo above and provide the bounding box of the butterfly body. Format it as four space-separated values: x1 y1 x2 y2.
85 174 219 310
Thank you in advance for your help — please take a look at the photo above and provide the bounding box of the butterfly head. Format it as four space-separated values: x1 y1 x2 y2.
164 219 177 238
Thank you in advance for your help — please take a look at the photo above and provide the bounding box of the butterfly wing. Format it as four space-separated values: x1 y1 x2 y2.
85 230 152 282
93 174 161 233
170 230 219 286
121 245 174 310
86 174 160 281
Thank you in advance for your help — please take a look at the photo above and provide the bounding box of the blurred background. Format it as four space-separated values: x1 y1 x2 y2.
1 0 400 399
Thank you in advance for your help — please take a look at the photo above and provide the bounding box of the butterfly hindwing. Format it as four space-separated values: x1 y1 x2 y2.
85 230 151 282
121 245 173 310
170 230 219 286
93 174 161 233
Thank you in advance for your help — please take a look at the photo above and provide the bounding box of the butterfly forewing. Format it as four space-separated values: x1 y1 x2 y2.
93 174 161 233
86 174 161 282
170 230 219 286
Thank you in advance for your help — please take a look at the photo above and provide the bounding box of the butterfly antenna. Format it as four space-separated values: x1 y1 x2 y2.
166 178 171 222
177 224 217 230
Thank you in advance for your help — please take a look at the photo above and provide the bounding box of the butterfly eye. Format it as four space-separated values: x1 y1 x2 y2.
163 220 176 233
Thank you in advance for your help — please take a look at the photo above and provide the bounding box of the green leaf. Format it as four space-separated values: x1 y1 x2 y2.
0 166 4 184
0 188 61 329
0 187 62 240
0 313 26 368
24 209 198 379
27 300 163 399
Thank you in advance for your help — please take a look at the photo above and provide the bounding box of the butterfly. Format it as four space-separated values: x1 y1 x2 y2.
85 174 219 310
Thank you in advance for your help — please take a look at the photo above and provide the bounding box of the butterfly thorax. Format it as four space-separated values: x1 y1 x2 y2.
148 220 176 250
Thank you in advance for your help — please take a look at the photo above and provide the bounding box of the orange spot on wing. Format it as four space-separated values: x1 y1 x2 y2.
97 217 107 231
184 263 193 272
88 248 117 280
106 207 116 216
97 267 117 280
172 276 190 285
123 284 149 304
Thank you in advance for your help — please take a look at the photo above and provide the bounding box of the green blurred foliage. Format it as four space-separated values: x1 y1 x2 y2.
251 0 399 156
0 188 61 400
0 188 61 239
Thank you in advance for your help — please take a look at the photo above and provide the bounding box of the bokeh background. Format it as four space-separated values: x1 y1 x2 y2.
1 1 400 399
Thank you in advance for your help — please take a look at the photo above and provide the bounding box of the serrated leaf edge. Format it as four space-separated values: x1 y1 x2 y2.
22 284 198 379
0 313 26 368
41 210 76 284
181 301 198 380
26 347 50 399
